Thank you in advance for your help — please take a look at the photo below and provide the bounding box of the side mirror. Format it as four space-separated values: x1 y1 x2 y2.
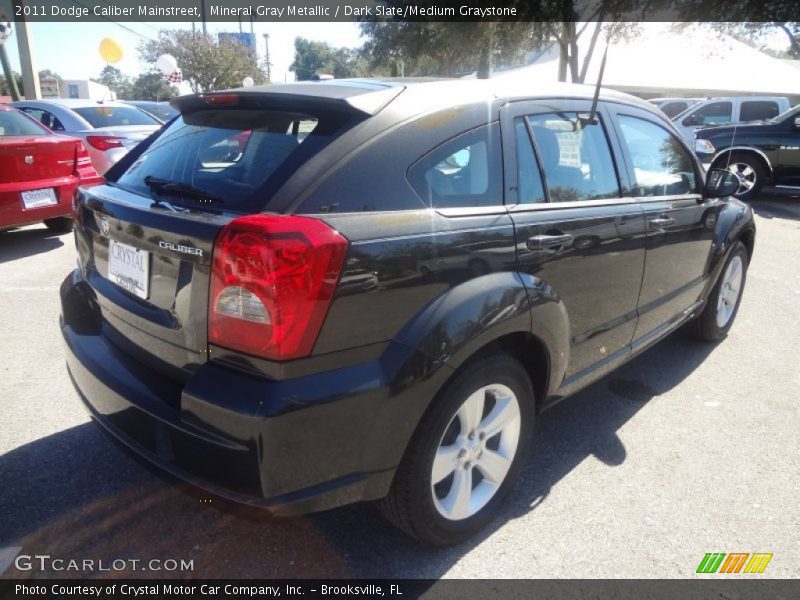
682 114 698 127
705 168 740 198
793 116 800 129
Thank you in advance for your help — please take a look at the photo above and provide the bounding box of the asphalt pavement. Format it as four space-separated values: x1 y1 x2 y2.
1 192 798 579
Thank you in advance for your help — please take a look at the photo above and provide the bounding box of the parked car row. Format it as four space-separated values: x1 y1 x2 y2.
0 104 103 232
649 95 799 199
0 99 177 232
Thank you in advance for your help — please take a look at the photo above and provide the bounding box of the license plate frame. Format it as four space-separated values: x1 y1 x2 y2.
108 239 150 300
21 188 58 209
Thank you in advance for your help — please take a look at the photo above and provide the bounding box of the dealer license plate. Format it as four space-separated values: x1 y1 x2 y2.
21 188 58 209
108 239 150 299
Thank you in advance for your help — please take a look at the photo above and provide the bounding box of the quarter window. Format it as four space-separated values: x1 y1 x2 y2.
617 115 697 197
408 123 502 209
527 112 620 203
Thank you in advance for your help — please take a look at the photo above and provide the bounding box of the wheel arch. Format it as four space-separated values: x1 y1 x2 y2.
711 147 773 182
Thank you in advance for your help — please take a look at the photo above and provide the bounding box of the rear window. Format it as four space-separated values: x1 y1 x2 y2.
133 102 178 122
0 109 48 136
115 108 334 209
73 106 160 128
659 101 688 119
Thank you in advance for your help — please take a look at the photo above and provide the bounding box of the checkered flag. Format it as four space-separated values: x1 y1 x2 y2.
167 69 182 84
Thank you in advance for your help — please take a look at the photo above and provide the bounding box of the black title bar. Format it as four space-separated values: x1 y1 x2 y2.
4 0 800 23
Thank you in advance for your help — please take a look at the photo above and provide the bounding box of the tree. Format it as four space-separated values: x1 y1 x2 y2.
290 38 369 80
128 72 179 101
94 65 132 98
0 70 22 97
360 1 645 82
707 22 800 59
140 30 266 93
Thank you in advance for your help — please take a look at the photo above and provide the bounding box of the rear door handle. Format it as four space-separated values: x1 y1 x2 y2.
649 217 675 229
527 233 574 250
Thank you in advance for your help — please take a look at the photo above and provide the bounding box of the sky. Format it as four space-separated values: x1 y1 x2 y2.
3 21 364 88
3 21 794 92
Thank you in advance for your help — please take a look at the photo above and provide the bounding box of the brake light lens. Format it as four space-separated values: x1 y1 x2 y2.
209 215 348 361
85 135 125 151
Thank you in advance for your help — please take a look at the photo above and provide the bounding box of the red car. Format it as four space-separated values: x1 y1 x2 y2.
0 105 102 232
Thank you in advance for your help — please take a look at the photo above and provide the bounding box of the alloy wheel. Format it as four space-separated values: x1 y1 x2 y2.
431 384 521 521
726 162 757 194
716 255 744 328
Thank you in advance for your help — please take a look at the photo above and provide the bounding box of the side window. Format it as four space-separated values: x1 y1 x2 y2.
514 118 545 204
527 112 620 203
617 115 698 197
740 101 779 121
408 123 502 209
684 102 732 126
19 108 64 132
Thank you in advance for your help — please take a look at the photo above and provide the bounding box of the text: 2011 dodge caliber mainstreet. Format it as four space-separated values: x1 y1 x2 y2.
60 79 755 545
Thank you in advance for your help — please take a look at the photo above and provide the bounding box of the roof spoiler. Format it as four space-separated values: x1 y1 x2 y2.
171 83 405 117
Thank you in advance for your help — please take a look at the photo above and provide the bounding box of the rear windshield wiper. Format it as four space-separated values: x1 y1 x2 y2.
144 176 222 205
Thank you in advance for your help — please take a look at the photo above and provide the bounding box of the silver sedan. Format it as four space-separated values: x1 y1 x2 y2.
12 99 162 174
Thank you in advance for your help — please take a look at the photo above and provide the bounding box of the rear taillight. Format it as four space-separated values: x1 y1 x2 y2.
209 215 348 361
73 141 102 189
85 135 125 151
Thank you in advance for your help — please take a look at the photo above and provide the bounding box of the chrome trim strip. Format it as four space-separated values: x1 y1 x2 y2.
710 146 772 170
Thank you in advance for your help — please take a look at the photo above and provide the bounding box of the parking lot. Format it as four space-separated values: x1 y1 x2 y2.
1 192 798 579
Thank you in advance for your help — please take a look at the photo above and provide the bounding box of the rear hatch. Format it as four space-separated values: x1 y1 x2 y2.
74 85 400 383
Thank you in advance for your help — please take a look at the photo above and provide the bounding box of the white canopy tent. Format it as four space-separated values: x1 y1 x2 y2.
492 24 800 102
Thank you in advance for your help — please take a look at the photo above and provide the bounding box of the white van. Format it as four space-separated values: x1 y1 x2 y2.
673 96 790 142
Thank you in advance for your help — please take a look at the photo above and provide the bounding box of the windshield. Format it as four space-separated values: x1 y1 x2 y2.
115 108 329 209
767 104 800 124
0 109 49 136
73 106 161 128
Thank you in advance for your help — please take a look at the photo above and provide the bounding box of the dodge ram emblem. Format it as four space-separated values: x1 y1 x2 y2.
99 216 110 236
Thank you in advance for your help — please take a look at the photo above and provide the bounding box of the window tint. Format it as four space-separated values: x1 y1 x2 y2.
116 109 331 209
514 118 545 204
660 101 688 119
0 109 49 136
408 123 502 209
618 115 697 197
527 112 619 203
684 101 732 126
740 101 780 121
73 106 160 128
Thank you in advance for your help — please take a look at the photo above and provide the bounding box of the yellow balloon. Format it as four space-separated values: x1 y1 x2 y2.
99 38 123 63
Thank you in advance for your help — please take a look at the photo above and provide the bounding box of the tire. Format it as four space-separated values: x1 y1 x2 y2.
712 152 766 201
44 217 73 233
684 241 748 342
378 353 534 546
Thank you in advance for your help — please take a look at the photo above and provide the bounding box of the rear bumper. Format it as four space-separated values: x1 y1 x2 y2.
60 269 401 516
0 178 76 228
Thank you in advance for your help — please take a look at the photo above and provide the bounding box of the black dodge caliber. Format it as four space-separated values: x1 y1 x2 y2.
61 78 755 545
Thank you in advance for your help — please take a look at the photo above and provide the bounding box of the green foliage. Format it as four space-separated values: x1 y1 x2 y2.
139 30 267 93
94 65 132 98
0 70 22 96
129 72 179 101
290 37 371 80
